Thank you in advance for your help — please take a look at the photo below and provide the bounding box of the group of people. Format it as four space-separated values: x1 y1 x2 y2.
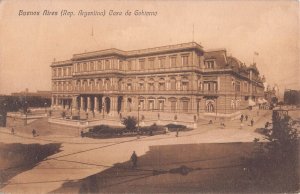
11 128 38 137
240 114 254 129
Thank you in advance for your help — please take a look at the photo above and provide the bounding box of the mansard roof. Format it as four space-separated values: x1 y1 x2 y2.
71 42 204 60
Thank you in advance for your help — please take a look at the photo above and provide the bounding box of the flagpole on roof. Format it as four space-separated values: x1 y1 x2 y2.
253 52 259 64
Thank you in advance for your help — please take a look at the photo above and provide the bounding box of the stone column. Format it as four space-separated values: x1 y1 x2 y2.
87 96 91 111
72 96 78 110
94 96 99 112
55 97 58 106
111 96 116 112
80 96 84 111
51 96 54 107
124 96 128 112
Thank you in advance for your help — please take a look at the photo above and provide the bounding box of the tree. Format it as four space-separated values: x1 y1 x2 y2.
263 111 298 161
121 116 137 131
243 110 299 189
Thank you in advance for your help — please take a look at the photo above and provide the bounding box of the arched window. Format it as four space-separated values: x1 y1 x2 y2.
148 78 155 91
105 79 111 90
170 78 176 90
206 101 215 112
181 77 189 90
158 78 165 91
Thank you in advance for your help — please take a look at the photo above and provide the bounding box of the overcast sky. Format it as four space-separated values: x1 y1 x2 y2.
0 0 299 95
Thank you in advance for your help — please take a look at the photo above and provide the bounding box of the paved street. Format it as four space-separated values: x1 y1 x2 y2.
0 111 272 193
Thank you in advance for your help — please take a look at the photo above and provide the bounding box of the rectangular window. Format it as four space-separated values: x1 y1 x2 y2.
105 60 110 70
77 63 81 72
171 101 176 112
68 67 72 75
149 100 154 110
128 61 132 71
182 55 189 66
170 80 176 90
205 61 215 69
52 69 56 77
58 68 62 77
182 101 189 112
159 100 164 111
83 63 87 71
148 59 155 69
119 60 123 70
90 62 94 71
236 81 241 92
159 58 165 69
170 56 177 68
139 60 145 70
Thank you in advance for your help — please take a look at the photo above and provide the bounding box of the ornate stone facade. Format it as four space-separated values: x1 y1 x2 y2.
51 42 264 118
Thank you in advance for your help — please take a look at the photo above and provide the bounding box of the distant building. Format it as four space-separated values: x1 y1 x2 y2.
11 90 51 99
50 42 264 118
284 89 300 105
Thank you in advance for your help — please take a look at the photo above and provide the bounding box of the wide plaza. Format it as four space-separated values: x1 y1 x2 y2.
0 109 283 193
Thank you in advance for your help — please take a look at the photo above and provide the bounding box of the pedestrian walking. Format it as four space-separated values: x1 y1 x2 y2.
240 122 244 129
251 119 254 127
11 127 15 135
245 115 248 121
130 151 138 168
32 129 36 137
176 128 179 137
81 130 84 138
240 114 244 123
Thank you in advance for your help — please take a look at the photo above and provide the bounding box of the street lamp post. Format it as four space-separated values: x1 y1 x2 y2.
24 101 28 125
44 102 47 114
137 104 141 138
102 102 105 119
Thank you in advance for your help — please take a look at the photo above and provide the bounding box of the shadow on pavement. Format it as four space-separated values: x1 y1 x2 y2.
53 142 298 193
0 142 61 186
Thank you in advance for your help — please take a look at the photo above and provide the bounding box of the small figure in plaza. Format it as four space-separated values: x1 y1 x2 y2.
245 115 248 121
240 114 244 123
130 151 138 168
86 112 89 119
220 122 226 128
240 122 244 129
81 130 84 138
164 127 169 134
32 129 36 137
176 128 179 137
208 120 213 124
265 121 270 128
251 119 254 127
11 127 15 135
149 130 153 136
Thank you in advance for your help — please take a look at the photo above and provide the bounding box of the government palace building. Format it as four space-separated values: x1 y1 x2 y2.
50 42 264 120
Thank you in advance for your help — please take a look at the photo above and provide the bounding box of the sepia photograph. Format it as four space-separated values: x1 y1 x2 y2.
0 0 299 193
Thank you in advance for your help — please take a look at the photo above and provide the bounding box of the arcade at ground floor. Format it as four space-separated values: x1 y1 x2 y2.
51 93 262 117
